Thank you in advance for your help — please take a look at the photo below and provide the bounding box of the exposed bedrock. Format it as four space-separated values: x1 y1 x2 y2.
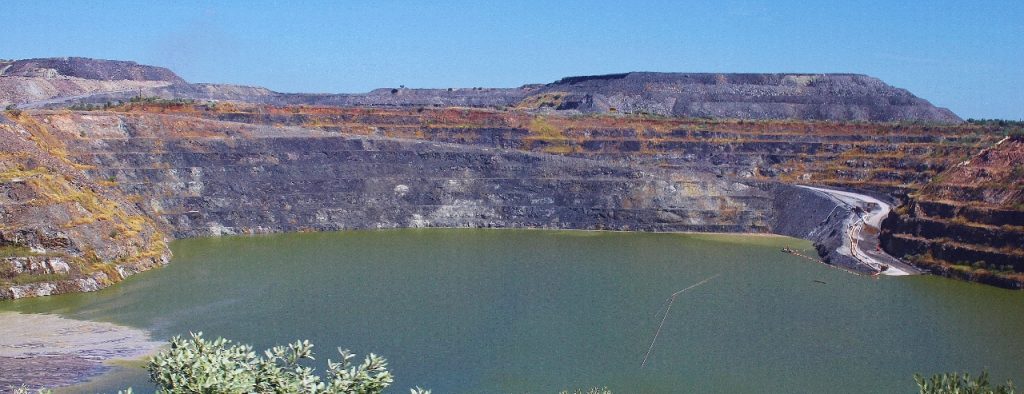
28 73 960 123
73 134 775 237
0 114 170 300
880 200 1024 289
177 108 987 197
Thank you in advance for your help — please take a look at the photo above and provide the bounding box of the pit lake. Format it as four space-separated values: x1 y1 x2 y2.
3 229 1023 393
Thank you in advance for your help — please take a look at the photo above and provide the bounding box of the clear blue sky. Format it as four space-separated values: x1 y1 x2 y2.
3 1 1021 119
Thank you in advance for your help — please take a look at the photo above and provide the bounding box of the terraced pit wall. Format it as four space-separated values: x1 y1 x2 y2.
59 111 861 268
0 107 1008 297
880 136 1024 288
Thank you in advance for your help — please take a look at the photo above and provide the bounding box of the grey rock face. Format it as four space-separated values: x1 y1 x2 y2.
75 133 773 238
761 183 864 272
276 87 531 108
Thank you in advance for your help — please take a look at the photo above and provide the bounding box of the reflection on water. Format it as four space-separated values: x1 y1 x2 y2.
2 229 1022 393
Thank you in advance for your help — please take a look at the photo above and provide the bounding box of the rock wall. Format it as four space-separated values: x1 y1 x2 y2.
60 116 773 238
180 107 990 196
0 113 170 300
880 200 1024 288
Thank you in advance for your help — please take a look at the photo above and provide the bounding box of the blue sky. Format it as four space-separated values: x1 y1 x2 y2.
3 1 1021 119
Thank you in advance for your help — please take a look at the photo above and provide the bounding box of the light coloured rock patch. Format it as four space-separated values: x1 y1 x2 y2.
0 312 163 390
0 312 160 360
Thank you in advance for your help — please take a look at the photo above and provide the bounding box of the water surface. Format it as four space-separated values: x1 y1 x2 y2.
3 229 1022 393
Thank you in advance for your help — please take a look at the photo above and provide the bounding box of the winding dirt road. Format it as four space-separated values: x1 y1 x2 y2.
798 185 922 276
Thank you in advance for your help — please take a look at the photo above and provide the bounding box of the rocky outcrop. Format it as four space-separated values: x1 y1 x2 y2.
0 112 170 300
918 136 1024 206
3 99 1005 296
179 106 985 196
0 56 1009 295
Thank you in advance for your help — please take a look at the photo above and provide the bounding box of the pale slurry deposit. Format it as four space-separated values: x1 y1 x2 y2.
0 312 162 390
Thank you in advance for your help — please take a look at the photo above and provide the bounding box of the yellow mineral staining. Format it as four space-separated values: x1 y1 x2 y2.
528 116 573 154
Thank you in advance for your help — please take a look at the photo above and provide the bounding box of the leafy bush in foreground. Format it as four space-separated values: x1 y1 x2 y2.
915 370 1015 394
14 332 613 393
147 332 427 394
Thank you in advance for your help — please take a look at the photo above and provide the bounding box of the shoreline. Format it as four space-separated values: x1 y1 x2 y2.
187 225 794 238
0 312 162 391
1 186 901 302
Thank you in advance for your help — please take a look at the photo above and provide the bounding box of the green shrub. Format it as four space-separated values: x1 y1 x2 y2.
0 245 34 258
914 370 1015 394
146 332 426 394
11 272 67 285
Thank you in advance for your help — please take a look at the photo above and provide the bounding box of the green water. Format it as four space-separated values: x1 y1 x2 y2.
3 229 1023 393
